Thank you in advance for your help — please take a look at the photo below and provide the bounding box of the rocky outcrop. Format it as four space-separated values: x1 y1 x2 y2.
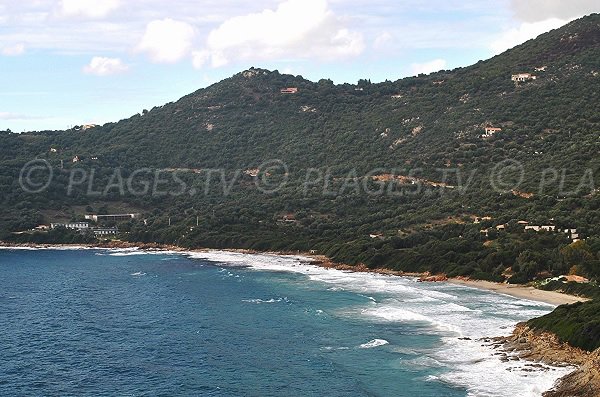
544 349 600 397
499 323 589 366
418 273 448 282
493 323 600 397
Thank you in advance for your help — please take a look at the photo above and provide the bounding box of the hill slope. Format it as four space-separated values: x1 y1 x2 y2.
1 14 600 285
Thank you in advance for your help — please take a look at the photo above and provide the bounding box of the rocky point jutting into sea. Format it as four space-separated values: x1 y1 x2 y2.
493 323 600 396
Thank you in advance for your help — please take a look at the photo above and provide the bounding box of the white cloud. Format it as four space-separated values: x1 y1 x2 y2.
195 0 365 68
0 112 44 120
1 43 25 56
83 56 129 75
510 0 599 22
191 50 210 69
373 32 392 49
410 59 447 76
490 18 569 54
137 18 196 63
59 0 120 18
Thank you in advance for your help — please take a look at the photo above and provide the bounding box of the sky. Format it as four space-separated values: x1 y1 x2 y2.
1 0 599 132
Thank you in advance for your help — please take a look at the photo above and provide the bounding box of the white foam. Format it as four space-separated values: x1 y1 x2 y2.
241 297 288 304
359 339 389 349
183 250 569 397
361 305 431 323
0 245 93 251
108 248 181 257
321 346 350 351
431 338 575 397
130 271 146 276
405 355 444 369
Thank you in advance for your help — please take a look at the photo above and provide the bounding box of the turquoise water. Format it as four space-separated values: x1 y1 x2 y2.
0 249 570 396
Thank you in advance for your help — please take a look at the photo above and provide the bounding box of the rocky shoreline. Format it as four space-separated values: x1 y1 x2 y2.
489 323 600 397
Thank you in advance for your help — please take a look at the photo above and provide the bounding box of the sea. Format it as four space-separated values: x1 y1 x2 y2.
0 248 574 397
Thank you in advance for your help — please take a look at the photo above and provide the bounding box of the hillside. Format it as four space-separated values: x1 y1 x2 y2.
1 14 600 287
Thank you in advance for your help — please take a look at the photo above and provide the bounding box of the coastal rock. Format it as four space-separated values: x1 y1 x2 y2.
418 274 448 282
497 323 600 397
544 348 600 397
500 323 589 366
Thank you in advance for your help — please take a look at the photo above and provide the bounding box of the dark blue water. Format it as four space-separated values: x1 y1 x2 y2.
0 249 564 396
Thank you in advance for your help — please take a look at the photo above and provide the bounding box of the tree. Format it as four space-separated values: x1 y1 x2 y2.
561 241 593 268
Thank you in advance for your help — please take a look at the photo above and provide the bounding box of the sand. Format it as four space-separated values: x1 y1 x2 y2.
448 278 589 306
1 242 590 306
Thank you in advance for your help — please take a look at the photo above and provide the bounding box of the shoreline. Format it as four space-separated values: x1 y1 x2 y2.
0 241 589 306
1 240 590 396
447 278 588 306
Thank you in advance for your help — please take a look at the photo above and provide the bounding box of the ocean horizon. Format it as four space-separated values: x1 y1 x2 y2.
0 248 572 396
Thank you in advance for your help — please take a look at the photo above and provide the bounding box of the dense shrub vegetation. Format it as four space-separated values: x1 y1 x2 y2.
528 301 600 351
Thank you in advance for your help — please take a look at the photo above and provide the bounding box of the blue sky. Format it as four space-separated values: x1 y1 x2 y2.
1 0 599 132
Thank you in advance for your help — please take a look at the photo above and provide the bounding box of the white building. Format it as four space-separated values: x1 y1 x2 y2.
50 222 90 230
525 225 556 232
511 73 537 82
84 213 140 222
92 227 118 236
483 127 502 138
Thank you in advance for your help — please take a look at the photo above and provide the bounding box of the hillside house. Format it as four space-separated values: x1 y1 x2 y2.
243 169 260 177
92 227 118 236
50 222 89 230
50 148 57 153
563 228 580 241
280 87 298 94
282 214 296 222
483 127 502 138
525 225 556 232
72 155 80 163
85 213 140 222
511 73 537 82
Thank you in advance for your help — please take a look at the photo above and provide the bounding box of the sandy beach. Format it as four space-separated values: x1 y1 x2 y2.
0 241 590 306
448 278 589 306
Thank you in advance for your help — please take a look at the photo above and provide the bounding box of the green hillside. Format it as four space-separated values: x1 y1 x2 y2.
1 14 600 286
